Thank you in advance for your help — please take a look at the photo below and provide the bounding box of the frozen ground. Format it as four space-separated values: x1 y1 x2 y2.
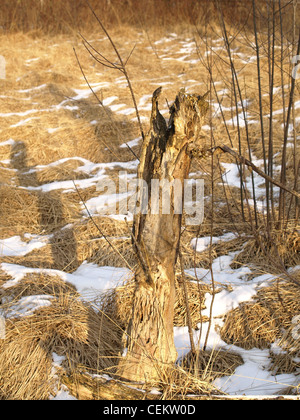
1 241 299 397
0 30 299 399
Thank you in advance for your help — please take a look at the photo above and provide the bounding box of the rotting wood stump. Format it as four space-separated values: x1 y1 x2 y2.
117 87 209 383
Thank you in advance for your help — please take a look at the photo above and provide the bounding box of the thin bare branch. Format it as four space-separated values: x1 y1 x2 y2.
73 47 139 161
211 144 300 200
72 180 134 272
84 0 145 141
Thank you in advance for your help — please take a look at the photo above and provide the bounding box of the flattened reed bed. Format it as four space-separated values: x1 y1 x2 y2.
48 215 136 270
220 276 300 352
232 230 300 272
0 270 214 400
220 301 280 350
0 117 112 167
269 351 300 376
0 185 80 238
0 207 248 273
0 292 124 400
0 215 136 271
0 272 78 301
180 349 244 381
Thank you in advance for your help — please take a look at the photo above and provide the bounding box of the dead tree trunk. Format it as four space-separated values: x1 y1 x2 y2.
117 88 208 382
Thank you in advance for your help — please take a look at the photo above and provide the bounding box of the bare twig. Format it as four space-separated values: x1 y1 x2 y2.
179 250 196 355
73 45 139 161
252 0 270 227
203 100 216 352
72 180 134 272
282 31 300 223
210 144 300 200
84 0 145 142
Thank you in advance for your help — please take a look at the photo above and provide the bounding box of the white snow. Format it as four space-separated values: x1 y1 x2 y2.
120 136 142 149
0 138 17 147
102 95 118 106
1 33 299 399
1 261 131 302
215 347 298 396
0 234 49 257
179 252 298 395
1 232 298 397
51 388 77 400
17 84 47 93
66 262 131 300
3 294 54 318
190 232 236 253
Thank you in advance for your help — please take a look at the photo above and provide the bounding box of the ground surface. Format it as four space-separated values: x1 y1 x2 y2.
0 26 299 399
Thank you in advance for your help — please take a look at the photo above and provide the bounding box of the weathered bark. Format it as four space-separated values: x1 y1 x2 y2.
61 372 159 400
117 88 209 382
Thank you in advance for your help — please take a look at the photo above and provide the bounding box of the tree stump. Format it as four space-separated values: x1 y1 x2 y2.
117 87 209 383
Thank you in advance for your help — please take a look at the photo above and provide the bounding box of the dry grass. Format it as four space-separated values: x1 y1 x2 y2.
232 230 300 272
0 213 135 272
150 363 223 399
100 274 211 331
0 185 80 238
0 0 266 35
0 272 78 300
0 1 299 399
2 270 298 399
0 271 217 400
180 349 244 382
0 291 124 400
220 276 300 355
220 301 280 350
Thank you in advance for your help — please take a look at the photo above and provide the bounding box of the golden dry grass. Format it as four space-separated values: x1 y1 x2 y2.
220 301 280 350
0 0 267 35
0 6 299 399
220 276 300 365
181 349 244 381
0 290 125 400
0 185 80 238
0 271 217 400
232 230 300 272
0 215 135 271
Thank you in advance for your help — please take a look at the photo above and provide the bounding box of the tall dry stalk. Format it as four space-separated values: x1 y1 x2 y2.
199 0 300 272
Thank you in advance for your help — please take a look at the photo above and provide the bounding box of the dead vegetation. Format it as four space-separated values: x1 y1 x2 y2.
0 0 299 400
220 275 300 379
0 292 123 399
0 271 216 400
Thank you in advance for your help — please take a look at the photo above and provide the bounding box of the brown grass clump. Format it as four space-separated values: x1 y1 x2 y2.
0 185 80 238
232 230 300 272
269 352 300 376
0 272 78 301
181 349 244 381
153 363 223 399
41 163 88 184
0 268 12 284
49 216 135 270
0 292 124 400
0 316 55 400
220 277 300 352
2 115 111 167
220 301 280 350
174 279 211 327
0 215 136 272
256 275 300 330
